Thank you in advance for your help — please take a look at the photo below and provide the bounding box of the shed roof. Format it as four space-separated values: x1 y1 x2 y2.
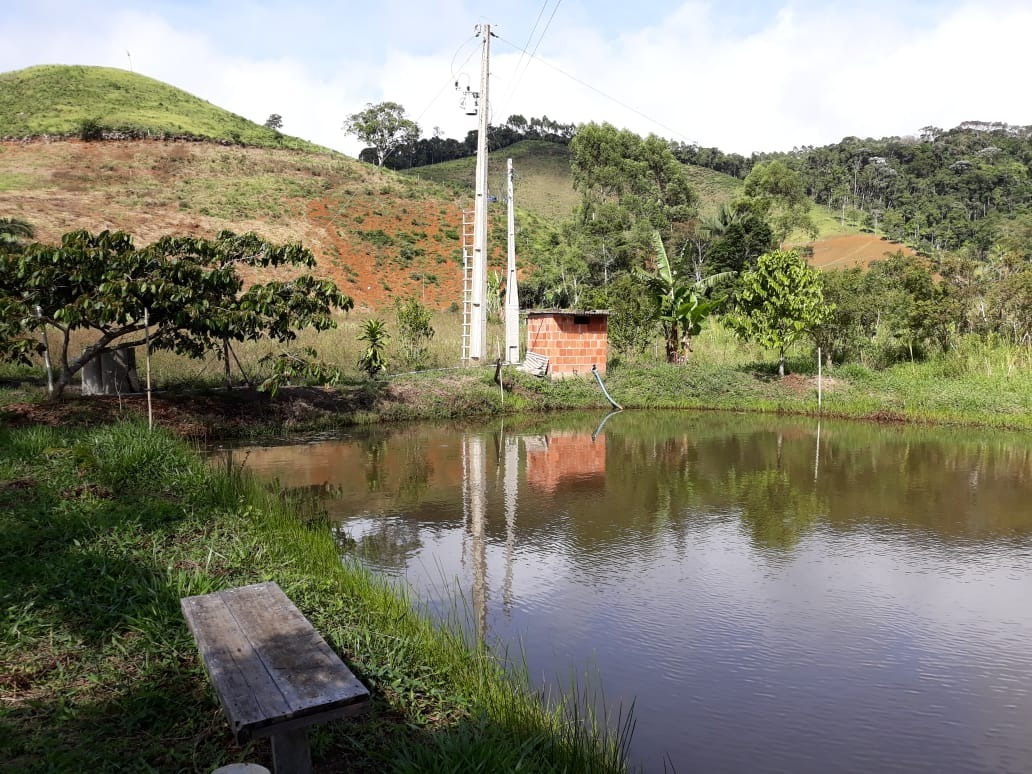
524 309 610 317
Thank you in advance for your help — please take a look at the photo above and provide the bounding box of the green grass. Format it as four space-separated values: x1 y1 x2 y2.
0 65 326 151
12 315 1031 433
791 202 866 241
681 164 744 218
0 422 633 772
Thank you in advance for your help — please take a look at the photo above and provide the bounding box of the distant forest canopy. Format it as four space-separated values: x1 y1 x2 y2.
755 122 1032 255
369 114 577 170
384 116 1032 257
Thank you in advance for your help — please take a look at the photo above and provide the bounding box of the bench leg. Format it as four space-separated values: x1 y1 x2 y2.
270 729 312 774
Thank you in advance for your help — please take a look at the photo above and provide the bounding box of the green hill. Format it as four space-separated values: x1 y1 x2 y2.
0 65 323 151
404 139 746 220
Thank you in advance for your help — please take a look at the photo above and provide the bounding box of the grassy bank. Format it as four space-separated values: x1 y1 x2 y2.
3 348 1030 440
3 315 1030 436
0 422 631 772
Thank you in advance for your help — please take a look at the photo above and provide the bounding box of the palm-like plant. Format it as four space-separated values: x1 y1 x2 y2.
357 318 389 377
0 218 36 252
639 231 732 363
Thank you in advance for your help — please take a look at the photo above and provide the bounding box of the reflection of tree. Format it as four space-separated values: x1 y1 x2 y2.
362 438 387 493
397 444 433 502
353 518 423 571
727 469 822 551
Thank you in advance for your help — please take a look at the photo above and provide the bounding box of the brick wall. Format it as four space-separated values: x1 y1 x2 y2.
526 313 609 377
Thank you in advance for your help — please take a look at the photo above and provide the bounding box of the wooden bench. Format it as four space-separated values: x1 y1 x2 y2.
181 581 370 774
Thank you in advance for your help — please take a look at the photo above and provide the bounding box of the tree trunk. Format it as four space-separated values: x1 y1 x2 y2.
778 351 786 377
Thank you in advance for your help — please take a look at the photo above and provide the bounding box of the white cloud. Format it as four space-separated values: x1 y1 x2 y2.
2 1 1030 157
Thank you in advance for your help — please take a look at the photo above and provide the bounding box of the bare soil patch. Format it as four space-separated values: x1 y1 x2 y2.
804 233 916 269
0 139 492 311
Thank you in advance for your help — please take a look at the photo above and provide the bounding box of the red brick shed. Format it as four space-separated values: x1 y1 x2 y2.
525 310 610 378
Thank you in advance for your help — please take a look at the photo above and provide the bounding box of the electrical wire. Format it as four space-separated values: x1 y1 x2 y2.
524 0 563 76
499 1 564 122
504 0 551 106
495 33 700 146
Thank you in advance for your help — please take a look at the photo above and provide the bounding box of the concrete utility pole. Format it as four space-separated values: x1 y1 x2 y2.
505 158 520 364
469 24 491 361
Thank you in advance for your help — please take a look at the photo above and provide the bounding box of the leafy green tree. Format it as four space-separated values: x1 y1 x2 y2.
263 113 283 130
726 249 831 376
811 267 871 366
395 297 434 370
703 200 776 275
743 160 817 245
985 270 1032 345
519 220 591 308
343 102 420 167
865 252 944 362
569 123 696 281
357 318 389 376
0 229 352 398
602 274 659 360
257 347 342 396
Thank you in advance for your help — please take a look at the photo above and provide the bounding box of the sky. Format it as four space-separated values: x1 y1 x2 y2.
3 0 1031 159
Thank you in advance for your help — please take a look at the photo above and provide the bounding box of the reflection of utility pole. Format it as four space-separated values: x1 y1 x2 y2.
814 422 821 483
502 433 519 613
463 433 488 643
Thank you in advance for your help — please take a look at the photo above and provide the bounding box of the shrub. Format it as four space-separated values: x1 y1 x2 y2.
77 117 104 141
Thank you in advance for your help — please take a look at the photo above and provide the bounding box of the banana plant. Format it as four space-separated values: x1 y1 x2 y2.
639 231 732 363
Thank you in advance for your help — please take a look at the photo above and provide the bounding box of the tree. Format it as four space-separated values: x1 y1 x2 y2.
743 160 817 245
0 229 352 398
395 297 434 370
343 102 420 167
263 114 283 130
726 249 831 376
811 267 870 366
602 274 658 360
639 231 728 363
703 200 776 275
569 123 697 282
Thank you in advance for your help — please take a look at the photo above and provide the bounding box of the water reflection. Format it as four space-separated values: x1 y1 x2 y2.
212 412 1032 773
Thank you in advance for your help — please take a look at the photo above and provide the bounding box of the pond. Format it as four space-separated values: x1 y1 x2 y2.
211 411 1032 773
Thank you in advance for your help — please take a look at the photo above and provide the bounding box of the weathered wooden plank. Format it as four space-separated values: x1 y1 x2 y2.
518 351 549 377
182 590 287 738
181 582 369 742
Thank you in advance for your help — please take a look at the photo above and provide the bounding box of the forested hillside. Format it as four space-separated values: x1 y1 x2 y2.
748 123 1032 255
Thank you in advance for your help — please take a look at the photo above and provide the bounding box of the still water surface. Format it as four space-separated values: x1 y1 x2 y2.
213 411 1032 773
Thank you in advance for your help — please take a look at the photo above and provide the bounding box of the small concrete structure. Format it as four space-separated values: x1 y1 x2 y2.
525 310 610 378
81 348 141 395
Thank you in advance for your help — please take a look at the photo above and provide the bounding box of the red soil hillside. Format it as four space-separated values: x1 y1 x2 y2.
0 139 511 311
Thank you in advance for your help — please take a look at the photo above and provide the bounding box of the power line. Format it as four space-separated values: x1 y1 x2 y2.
504 0 552 107
495 34 701 147
511 1 550 88
524 0 564 73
